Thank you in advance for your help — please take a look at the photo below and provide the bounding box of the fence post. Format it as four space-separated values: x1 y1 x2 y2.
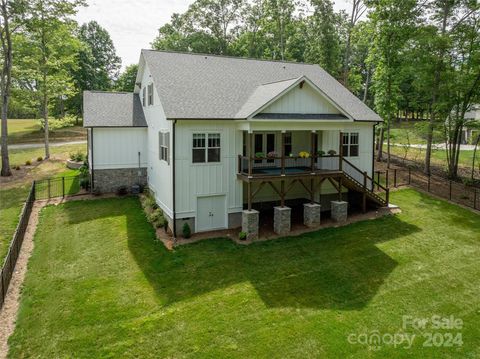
62 177 65 198
377 171 381 190
408 168 411 185
449 180 452 200
427 174 431 192
394 169 397 188
474 189 478 210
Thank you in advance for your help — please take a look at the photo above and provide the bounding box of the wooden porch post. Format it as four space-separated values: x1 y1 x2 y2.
339 131 343 171
247 181 252 211
281 131 285 176
247 131 253 177
310 179 314 204
311 131 316 172
280 180 285 207
338 176 342 201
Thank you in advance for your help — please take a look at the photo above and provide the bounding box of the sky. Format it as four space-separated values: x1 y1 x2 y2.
76 0 353 70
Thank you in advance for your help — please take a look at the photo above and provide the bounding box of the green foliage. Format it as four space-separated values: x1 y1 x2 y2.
239 231 247 240
36 156 43 162
182 222 191 238
69 151 85 162
39 115 77 131
115 64 138 92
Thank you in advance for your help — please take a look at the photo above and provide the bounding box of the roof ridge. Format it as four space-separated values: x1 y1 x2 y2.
141 49 318 67
84 90 134 95
260 76 303 86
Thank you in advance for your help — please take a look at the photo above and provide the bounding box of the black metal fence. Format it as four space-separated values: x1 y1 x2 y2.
0 183 35 309
375 167 479 211
34 175 82 200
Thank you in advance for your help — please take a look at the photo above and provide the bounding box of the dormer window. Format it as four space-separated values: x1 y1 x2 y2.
148 83 153 106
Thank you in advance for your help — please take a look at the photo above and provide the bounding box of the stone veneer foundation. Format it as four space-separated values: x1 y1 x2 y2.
93 168 147 193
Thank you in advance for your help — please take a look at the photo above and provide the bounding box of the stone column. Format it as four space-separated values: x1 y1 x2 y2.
331 201 348 222
274 206 291 235
242 210 259 241
304 203 321 228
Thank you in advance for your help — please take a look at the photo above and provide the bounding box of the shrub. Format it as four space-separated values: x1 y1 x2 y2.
239 231 247 241
37 156 43 162
15 165 20 170
39 115 78 131
156 216 168 230
70 151 85 162
25 160 31 166
148 208 163 223
182 222 191 239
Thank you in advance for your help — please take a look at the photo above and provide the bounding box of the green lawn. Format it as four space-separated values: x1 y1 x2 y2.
0 185 30 262
9 143 86 166
389 145 476 171
8 190 480 358
2 119 86 144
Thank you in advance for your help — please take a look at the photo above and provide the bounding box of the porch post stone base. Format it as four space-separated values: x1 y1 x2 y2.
304 203 321 227
331 201 348 222
242 210 259 241
274 206 291 235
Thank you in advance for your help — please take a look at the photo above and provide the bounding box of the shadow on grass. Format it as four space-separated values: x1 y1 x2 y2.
63 197 420 310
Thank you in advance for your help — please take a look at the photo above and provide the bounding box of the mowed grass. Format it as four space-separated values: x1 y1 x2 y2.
8 190 480 358
9 143 86 166
2 119 86 144
389 145 476 171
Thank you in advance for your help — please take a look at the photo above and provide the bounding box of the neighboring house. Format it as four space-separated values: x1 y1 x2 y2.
84 50 387 239
461 105 480 144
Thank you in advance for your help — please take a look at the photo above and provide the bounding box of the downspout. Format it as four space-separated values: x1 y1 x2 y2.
91 128 94 192
172 120 177 240
372 123 377 191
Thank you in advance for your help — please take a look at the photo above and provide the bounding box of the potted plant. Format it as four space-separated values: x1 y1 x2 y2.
317 150 325 157
255 152 265 159
67 151 86 169
327 149 337 156
267 151 277 158
299 151 310 158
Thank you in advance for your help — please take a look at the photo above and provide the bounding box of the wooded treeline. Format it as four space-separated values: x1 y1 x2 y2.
1 0 479 180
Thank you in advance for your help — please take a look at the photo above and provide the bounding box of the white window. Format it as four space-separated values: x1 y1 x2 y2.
192 133 221 163
148 83 153 106
342 132 359 157
142 87 146 107
159 132 169 164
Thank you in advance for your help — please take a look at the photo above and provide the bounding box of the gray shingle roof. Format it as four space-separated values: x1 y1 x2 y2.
83 91 147 127
142 50 382 122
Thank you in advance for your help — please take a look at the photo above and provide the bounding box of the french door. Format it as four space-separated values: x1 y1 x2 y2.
254 133 276 164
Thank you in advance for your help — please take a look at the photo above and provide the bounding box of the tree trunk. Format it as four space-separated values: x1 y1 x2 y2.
376 126 384 161
0 0 12 177
424 110 434 175
43 74 50 159
362 65 370 103
472 134 479 181
387 114 391 168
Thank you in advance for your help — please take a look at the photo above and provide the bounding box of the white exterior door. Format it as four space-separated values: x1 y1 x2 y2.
196 195 226 232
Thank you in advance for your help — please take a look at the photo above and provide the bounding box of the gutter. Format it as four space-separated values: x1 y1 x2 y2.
172 120 177 240
91 128 95 192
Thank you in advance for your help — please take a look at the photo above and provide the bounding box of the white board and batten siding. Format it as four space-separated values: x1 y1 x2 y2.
262 82 341 115
174 120 243 231
92 128 148 169
139 61 174 219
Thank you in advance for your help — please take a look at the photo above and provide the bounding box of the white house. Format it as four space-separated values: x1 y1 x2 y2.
461 105 480 144
84 50 387 239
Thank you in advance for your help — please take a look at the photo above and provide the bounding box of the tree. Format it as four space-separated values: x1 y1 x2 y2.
115 64 138 92
342 0 367 86
0 0 26 176
20 0 84 159
443 8 480 178
366 0 418 166
305 0 343 76
68 20 121 117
